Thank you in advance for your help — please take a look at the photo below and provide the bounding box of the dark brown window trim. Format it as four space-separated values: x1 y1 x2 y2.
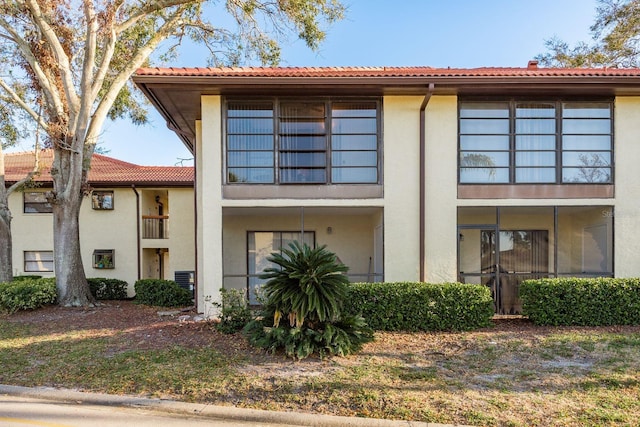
457 184 614 199
223 184 383 200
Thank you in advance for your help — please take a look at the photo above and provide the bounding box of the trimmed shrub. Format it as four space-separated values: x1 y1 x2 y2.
343 282 494 331
12 275 43 282
520 277 640 326
87 278 129 300
0 278 57 313
134 279 193 307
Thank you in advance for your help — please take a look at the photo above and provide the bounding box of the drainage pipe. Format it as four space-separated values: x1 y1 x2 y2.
131 185 141 281
419 83 435 282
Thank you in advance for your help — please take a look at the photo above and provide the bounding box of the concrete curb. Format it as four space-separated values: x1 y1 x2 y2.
0 384 471 427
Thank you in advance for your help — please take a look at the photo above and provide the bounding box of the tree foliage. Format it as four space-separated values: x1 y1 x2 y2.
0 0 344 306
537 0 640 67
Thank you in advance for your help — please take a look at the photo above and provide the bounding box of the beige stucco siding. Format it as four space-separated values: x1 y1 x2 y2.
167 188 195 275
382 96 421 282
8 190 55 278
613 97 640 277
424 96 459 283
79 188 138 289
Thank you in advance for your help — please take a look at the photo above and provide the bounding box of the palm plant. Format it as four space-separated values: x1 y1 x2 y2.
260 241 348 328
244 241 373 359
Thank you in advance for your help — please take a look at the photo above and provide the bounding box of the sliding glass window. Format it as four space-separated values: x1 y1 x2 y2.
459 100 612 184
226 98 380 184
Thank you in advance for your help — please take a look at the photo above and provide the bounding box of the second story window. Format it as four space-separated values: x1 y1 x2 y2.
459 100 613 184
226 99 379 184
24 191 52 213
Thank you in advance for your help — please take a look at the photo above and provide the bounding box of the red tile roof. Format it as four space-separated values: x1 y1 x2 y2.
4 150 193 186
135 65 640 78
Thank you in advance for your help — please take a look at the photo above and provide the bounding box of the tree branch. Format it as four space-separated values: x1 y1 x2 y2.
0 15 65 119
86 5 190 145
24 0 80 115
0 77 49 133
115 0 202 35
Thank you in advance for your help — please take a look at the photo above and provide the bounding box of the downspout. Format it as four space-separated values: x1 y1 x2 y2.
131 185 141 281
419 83 435 282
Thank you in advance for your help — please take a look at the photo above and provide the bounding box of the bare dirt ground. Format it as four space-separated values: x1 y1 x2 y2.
6 300 640 356
7 300 638 370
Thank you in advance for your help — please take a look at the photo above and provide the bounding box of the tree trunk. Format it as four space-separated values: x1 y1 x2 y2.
0 190 12 283
0 147 13 283
51 147 95 307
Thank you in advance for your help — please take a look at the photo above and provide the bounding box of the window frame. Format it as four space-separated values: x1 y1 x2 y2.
24 250 54 272
224 97 381 185
91 191 114 210
93 249 115 269
23 191 53 214
458 98 614 185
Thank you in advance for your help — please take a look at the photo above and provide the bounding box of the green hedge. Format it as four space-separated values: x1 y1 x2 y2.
0 278 57 313
87 278 129 300
134 279 193 307
343 282 494 331
520 278 640 326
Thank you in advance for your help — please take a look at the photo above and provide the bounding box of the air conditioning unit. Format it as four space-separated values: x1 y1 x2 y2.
174 271 195 298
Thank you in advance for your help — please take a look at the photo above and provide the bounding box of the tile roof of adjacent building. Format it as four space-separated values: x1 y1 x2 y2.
4 150 193 186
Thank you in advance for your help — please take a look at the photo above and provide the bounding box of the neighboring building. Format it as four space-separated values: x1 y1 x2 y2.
133 62 640 315
5 150 195 296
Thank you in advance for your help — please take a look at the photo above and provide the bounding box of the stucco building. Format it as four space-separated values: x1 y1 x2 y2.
133 62 640 315
5 150 195 296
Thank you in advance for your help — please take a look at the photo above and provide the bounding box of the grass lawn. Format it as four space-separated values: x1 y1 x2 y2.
1 302 640 426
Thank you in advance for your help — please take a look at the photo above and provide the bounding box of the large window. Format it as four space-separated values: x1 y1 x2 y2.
226 99 379 184
459 100 612 184
24 251 54 272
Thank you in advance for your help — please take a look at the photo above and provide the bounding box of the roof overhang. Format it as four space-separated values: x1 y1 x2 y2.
133 67 640 153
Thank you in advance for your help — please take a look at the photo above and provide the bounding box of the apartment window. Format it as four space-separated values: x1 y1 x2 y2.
91 191 114 210
226 99 379 184
459 100 612 184
24 191 52 213
24 251 54 272
93 249 114 269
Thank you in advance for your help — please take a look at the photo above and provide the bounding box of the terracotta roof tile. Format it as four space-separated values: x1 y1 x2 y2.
135 65 640 78
4 150 193 185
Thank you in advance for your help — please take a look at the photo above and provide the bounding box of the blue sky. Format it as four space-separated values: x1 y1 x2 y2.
12 0 600 165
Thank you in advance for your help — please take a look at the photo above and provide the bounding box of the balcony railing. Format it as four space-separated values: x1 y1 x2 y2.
142 215 169 239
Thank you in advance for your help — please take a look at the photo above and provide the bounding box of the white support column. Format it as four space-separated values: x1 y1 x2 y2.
424 96 458 283
383 96 422 282
197 96 224 315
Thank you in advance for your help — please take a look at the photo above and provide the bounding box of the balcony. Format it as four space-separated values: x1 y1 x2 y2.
142 215 169 239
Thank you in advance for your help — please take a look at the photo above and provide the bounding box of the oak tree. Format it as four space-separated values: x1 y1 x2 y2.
537 0 640 67
0 0 344 305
